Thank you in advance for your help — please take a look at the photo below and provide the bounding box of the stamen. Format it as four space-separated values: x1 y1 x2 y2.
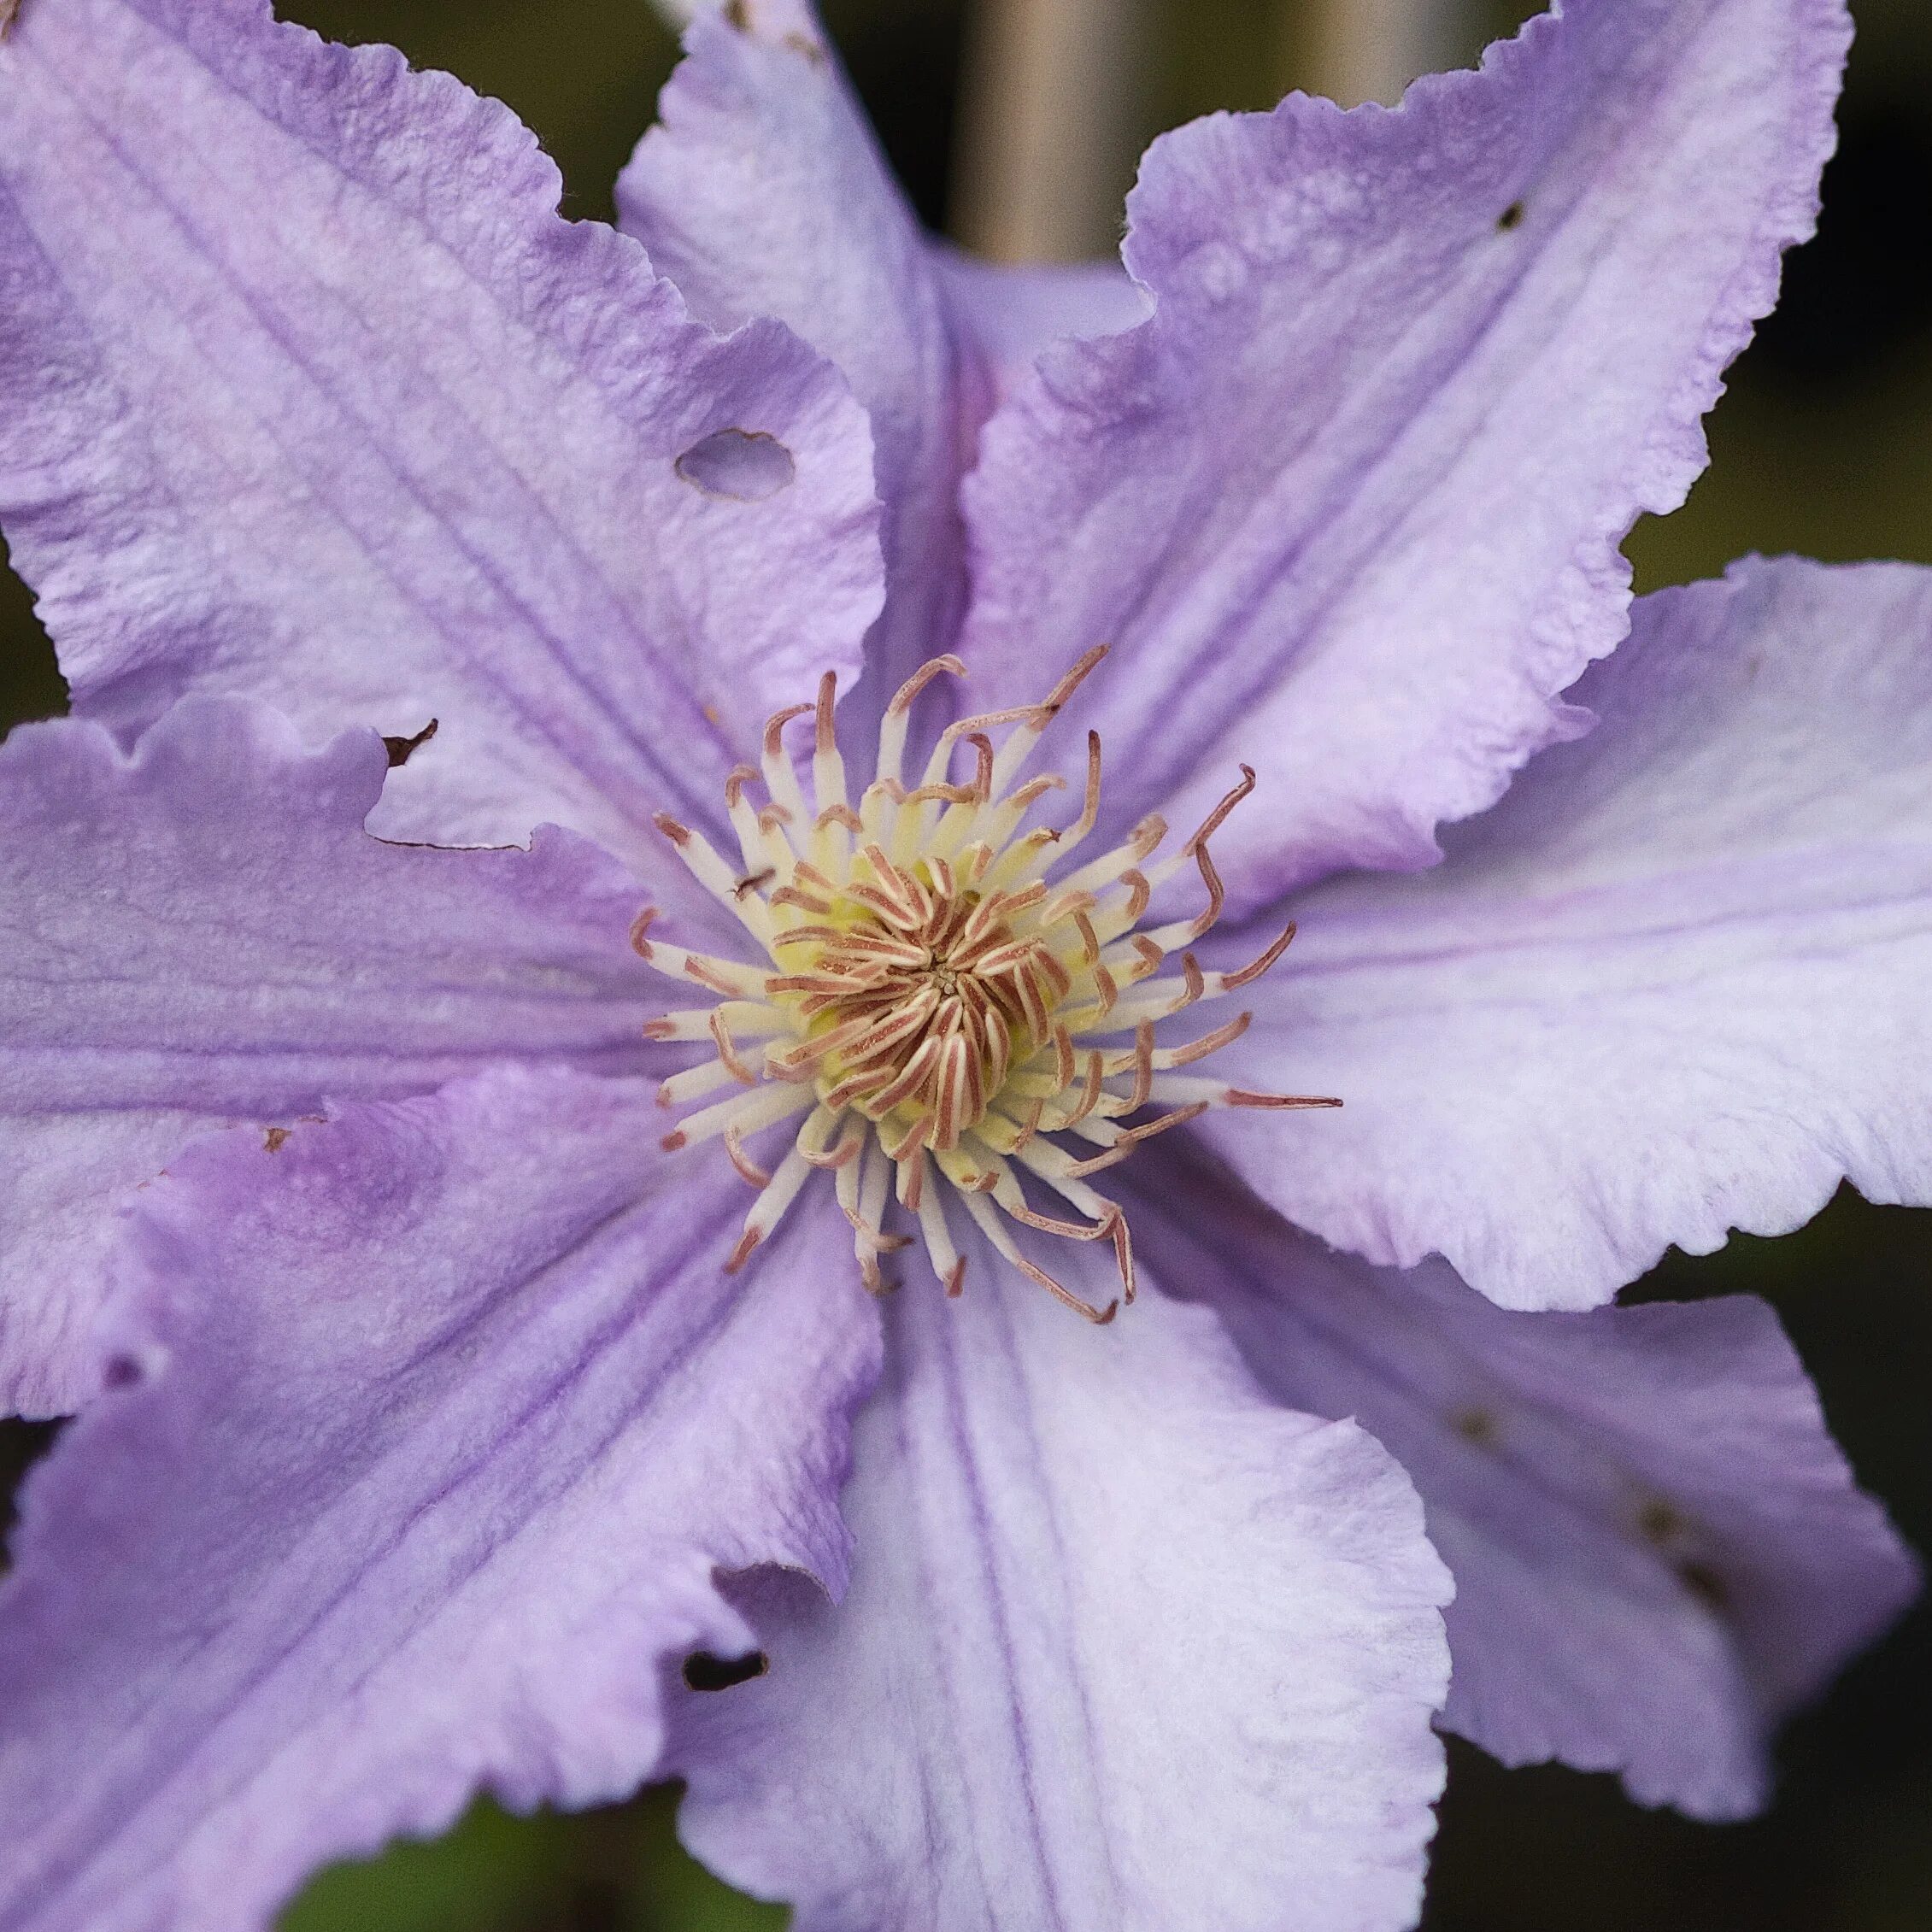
1224 1088 1344 1109
760 702 813 825
878 655 966 785
1183 764 1256 856
724 1125 772 1187
644 1001 788 1044
813 671 848 803
1063 732 1102 854
708 1010 760 1085
640 649 1330 1318
1153 1010 1252 1068
1213 920 1297 992
1058 1101 1209 1176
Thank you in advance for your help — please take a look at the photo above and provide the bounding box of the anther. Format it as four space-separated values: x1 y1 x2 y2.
1224 1089 1343 1109
1217 920 1298 991
708 1010 760 1085
1183 765 1256 857
1040 643 1110 717
1159 1011 1252 1067
814 672 838 754
763 702 813 759
724 1125 772 1187
1067 732 1102 844
888 655 966 717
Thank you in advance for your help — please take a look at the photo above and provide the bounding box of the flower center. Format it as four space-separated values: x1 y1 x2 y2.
637 649 1335 1322
778 874 1065 1144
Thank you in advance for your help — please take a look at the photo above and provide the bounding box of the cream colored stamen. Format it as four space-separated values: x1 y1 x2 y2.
636 650 1336 1321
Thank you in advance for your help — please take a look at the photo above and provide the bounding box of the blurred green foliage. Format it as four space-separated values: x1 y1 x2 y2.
279 1786 783 1932
2 2 1929 1928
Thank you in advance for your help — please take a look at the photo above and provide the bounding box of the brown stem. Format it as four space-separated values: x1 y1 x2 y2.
951 0 1149 262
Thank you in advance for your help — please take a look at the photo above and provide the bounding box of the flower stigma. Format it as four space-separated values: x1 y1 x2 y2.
637 649 1336 1322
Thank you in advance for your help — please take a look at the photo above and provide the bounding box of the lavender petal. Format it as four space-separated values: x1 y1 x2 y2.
935 250 1150 405
957 0 1851 912
619 0 977 702
1126 1140 1917 1820
0 1067 879 1932
0 698 654 1417
1212 557 1932 1310
0 0 882 856
668 1225 1452 1932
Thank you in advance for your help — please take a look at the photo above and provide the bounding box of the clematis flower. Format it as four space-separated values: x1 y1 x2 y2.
0 0 1923 1926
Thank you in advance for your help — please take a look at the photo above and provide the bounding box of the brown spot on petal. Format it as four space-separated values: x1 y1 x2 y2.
262 1126 291 1153
1637 1497 1689 1546
1678 1559 1731 1612
0 0 22 42
383 719 438 767
682 1649 768 1692
1498 199 1525 232
676 429 796 502
1450 1405 1500 1447
722 0 750 28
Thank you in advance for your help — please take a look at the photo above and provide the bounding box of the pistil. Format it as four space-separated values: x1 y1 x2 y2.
638 649 1336 1322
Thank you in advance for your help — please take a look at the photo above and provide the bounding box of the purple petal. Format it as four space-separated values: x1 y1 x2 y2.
1210 556 1932 1310
0 1068 879 1932
934 249 1151 404
0 697 654 1417
618 0 976 699
667 1230 1452 1931
956 0 1850 910
0 0 882 854
1125 1141 1917 1820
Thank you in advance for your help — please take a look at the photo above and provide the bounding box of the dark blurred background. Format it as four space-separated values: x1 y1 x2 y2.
2 0 1929 1925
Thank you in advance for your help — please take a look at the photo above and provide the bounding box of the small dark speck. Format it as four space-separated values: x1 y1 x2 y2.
683 1650 769 1692
722 0 750 28
383 718 438 768
1678 1560 1730 1612
1450 1406 1500 1447
1498 200 1525 232
102 1354 142 1391
263 1126 291 1153
676 429 796 502
1638 1497 1688 1545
